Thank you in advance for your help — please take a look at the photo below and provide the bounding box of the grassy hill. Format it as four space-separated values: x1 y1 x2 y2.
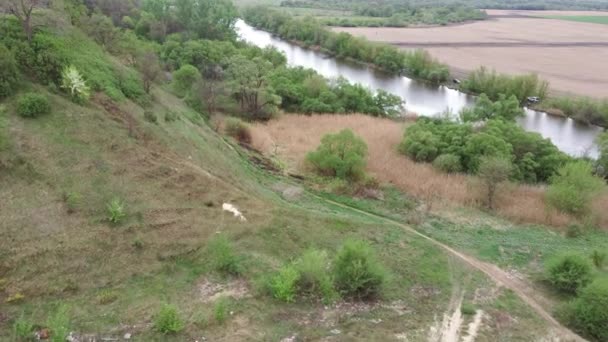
0 5 605 342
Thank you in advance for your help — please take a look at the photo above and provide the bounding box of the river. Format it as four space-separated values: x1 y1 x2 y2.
236 20 603 157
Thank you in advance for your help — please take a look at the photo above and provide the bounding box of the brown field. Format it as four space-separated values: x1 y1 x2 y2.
333 10 608 97
250 114 608 228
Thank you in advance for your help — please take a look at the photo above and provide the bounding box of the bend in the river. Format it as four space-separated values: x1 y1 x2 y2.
236 20 603 158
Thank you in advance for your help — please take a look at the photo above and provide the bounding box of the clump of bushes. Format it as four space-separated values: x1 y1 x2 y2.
207 234 242 276
591 250 606 269
545 161 605 217
306 129 368 180
154 304 184 334
224 118 252 144
562 278 608 341
13 315 34 341
213 297 230 324
460 66 549 103
545 253 593 294
333 240 387 300
267 242 386 303
0 44 19 99
17 93 51 118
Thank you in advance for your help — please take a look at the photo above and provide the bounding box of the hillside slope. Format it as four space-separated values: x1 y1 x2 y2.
0 11 592 342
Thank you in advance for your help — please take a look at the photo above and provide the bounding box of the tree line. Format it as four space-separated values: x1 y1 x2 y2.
243 6 450 83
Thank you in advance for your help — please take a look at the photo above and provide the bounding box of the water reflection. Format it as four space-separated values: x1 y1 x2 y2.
236 20 602 157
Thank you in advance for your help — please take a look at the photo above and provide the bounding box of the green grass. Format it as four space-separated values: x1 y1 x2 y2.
418 209 608 270
544 15 608 25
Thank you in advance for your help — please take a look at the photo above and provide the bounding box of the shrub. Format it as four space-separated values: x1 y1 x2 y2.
461 303 476 315
154 304 184 334
13 315 33 341
306 129 368 180
164 111 178 122
333 240 387 300
0 44 19 99
213 297 229 324
433 153 462 173
565 224 582 238
224 118 252 144
565 278 608 341
546 161 605 217
269 264 300 303
61 65 90 103
106 197 126 224
143 110 158 124
293 249 337 303
16 93 51 118
591 250 606 269
47 305 70 342
172 64 201 96
207 234 242 276
545 253 594 294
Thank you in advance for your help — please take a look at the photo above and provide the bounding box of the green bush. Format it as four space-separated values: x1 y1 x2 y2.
224 118 252 144
269 265 300 303
294 249 337 303
47 305 70 342
207 234 242 276
172 64 201 96
333 240 387 300
0 44 19 99
106 197 126 224
545 253 594 294
154 304 184 334
17 93 51 118
591 250 606 269
546 161 605 217
213 297 229 324
306 129 368 180
433 153 462 173
164 111 179 122
143 110 158 124
13 315 33 341
461 303 476 315
565 278 608 341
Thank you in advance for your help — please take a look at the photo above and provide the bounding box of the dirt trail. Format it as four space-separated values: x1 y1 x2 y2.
318 197 586 342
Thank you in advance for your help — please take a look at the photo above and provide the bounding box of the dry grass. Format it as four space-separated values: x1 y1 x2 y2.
251 114 608 228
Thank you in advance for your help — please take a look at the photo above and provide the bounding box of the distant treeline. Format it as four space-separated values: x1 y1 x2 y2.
243 6 450 83
281 2 486 27
280 0 608 11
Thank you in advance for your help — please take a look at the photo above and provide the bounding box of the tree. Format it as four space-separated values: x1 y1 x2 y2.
546 161 605 217
198 65 227 114
180 0 238 40
7 0 43 42
306 129 368 180
81 14 120 50
0 44 19 99
477 156 512 209
172 64 200 97
226 55 280 120
136 51 162 94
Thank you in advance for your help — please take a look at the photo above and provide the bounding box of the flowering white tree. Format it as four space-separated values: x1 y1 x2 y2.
61 66 90 103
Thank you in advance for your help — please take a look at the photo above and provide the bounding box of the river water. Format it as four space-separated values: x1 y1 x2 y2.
236 20 603 157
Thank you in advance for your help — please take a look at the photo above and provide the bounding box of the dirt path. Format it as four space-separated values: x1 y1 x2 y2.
317 196 586 342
